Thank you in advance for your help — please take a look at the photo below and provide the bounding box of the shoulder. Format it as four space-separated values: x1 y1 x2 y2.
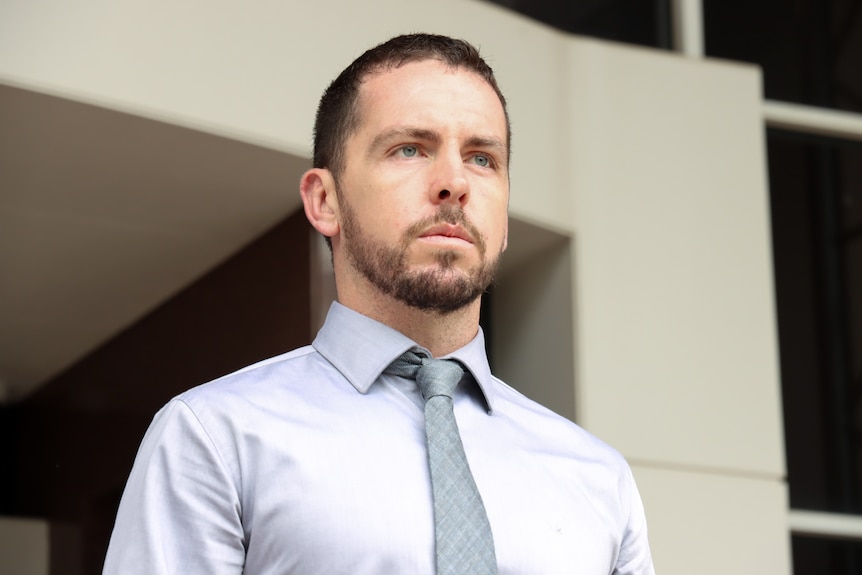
161 344 345 438
483 376 646 538
146 344 345 469
177 344 327 405
489 375 632 475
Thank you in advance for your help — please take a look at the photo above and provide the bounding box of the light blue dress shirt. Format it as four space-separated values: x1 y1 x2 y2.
104 302 655 574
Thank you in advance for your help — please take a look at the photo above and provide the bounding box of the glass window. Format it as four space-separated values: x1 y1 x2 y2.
792 535 862 574
769 129 862 513
704 0 862 114
483 0 672 49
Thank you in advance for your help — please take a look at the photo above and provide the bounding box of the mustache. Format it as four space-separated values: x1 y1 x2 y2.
402 206 486 252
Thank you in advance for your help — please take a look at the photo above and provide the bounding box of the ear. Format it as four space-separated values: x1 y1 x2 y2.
300 168 340 239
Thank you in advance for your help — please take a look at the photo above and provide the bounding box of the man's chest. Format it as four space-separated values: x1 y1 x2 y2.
232 402 622 575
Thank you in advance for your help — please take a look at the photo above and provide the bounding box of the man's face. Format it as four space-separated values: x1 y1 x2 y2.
335 59 510 313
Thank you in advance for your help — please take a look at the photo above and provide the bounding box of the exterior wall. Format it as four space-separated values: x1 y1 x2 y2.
0 0 789 572
560 41 789 572
495 37 789 573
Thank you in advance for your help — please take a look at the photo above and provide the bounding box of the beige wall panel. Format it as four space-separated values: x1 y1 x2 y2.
633 464 791 575
0 517 49 575
0 0 572 228
562 40 785 477
493 220 576 421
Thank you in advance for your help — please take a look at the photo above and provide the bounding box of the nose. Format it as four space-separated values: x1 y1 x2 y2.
430 151 469 207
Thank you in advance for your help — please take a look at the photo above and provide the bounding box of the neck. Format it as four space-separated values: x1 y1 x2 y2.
336 270 482 358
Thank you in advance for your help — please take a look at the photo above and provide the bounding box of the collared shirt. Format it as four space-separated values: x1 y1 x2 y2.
104 302 655 574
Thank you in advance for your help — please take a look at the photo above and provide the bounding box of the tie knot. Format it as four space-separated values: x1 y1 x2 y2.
386 351 465 402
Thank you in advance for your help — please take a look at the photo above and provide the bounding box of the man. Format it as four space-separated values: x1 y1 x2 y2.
104 34 655 574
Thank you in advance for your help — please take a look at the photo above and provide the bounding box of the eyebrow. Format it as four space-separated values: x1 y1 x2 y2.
464 135 508 159
369 127 436 153
368 127 508 160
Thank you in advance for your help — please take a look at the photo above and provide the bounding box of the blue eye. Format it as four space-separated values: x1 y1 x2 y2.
400 145 418 157
472 154 490 168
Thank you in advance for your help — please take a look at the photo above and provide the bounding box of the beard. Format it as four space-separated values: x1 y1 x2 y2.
339 196 502 314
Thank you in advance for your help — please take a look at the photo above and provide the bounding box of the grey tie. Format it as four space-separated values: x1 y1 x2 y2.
386 351 498 575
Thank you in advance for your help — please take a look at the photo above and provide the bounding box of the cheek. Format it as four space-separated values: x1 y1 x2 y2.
494 215 510 252
360 174 415 219
475 213 508 253
344 181 389 223
488 199 509 234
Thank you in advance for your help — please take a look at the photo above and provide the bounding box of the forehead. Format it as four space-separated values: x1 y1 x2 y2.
354 59 508 143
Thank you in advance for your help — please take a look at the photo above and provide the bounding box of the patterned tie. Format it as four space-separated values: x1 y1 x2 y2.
386 350 498 575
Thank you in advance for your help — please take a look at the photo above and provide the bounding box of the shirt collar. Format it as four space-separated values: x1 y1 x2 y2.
312 301 496 412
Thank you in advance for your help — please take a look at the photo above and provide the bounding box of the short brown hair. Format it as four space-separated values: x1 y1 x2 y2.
312 33 510 179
